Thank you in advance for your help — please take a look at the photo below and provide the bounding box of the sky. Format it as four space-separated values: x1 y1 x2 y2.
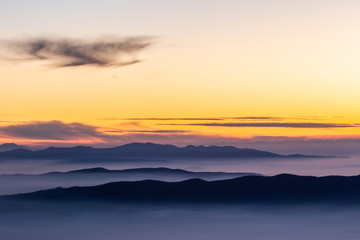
1 0 360 154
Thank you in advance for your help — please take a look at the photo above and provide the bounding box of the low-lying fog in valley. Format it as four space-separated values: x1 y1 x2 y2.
0 155 359 176
1 202 360 240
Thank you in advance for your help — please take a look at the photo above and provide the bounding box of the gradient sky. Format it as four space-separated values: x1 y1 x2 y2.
1 0 360 152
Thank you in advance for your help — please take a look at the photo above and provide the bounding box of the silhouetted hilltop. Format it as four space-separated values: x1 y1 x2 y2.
7 174 360 204
0 142 325 161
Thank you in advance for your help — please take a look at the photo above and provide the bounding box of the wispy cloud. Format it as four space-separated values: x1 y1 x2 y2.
116 121 150 129
106 130 191 133
230 117 284 120
160 122 357 128
0 121 104 140
0 121 190 141
2 36 152 67
103 116 325 121
105 117 226 121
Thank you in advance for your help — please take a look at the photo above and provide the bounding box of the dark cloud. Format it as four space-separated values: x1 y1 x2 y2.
160 122 356 128
0 121 104 140
3 36 152 67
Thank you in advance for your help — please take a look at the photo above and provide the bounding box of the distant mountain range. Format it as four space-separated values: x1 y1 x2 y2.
0 142 326 161
0 143 26 152
0 167 260 195
6 174 360 204
44 167 259 178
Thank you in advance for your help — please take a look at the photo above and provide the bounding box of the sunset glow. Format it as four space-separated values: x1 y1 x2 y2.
1 0 360 153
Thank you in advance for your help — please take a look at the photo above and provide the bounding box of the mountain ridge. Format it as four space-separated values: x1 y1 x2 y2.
0 142 329 160
0 167 260 195
6 174 360 204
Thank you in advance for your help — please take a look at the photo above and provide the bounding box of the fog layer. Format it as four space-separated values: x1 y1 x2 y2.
1 202 359 240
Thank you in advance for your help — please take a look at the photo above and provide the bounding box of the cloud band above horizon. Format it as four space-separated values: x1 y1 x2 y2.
2 120 360 155
160 122 357 128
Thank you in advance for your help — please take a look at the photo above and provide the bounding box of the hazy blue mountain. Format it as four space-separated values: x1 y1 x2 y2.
0 142 325 161
7 174 360 204
48 167 260 178
0 167 260 195
0 143 26 152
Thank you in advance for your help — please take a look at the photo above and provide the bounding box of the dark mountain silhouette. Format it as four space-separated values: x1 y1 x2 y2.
0 142 326 161
0 143 26 152
6 174 360 204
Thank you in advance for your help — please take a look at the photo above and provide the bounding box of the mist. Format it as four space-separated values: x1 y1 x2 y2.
1 201 360 240
0 155 359 176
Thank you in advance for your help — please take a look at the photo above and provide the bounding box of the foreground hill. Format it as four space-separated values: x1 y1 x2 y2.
0 142 324 161
6 174 360 204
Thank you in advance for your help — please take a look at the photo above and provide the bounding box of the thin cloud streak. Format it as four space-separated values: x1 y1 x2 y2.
231 117 284 120
106 130 191 133
103 116 327 121
160 122 357 128
106 117 226 121
3 36 152 67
